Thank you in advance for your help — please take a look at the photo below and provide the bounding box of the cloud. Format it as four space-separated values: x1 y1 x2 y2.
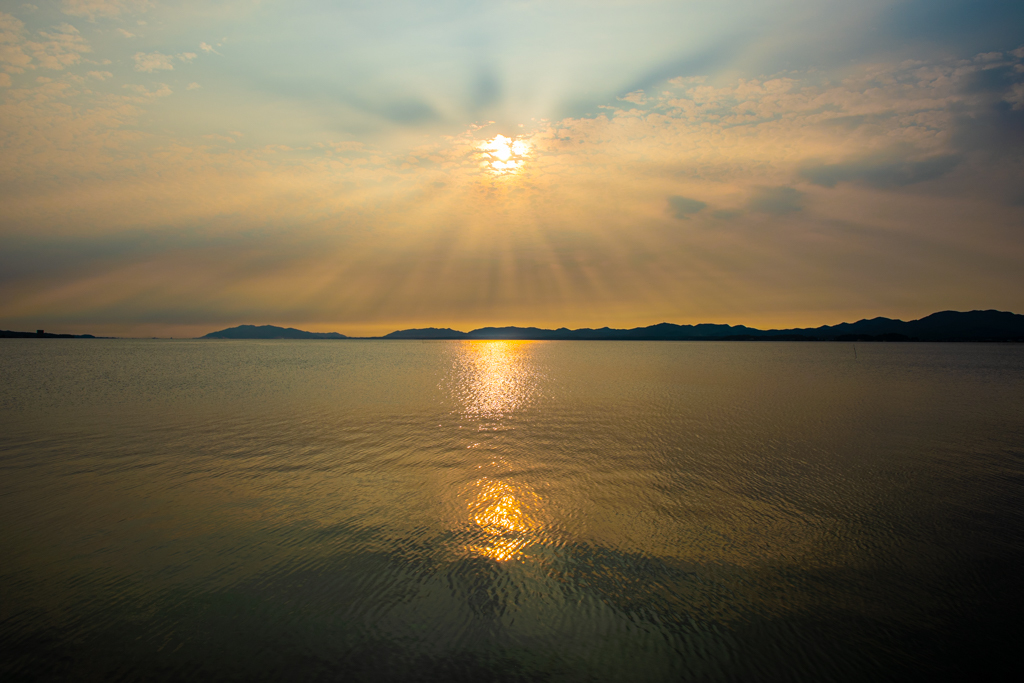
619 90 646 105
961 62 1021 96
186 81 200 90
133 51 173 72
1 13 33 74
379 98 439 124
87 69 112 80
800 153 963 189
34 23 91 70
470 66 501 109
667 195 707 219
117 28 134 38
178 52 196 62
199 42 219 54
952 101 1024 163
1007 83 1024 110
122 82 171 97
947 63 1024 155
1 16 92 72
0 72 10 87
322 141 364 152
748 187 804 214
61 1 152 21
879 0 1024 54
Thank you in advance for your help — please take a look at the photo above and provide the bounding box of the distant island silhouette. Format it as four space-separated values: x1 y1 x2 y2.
0 329 97 339
199 310 1024 342
201 325 347 340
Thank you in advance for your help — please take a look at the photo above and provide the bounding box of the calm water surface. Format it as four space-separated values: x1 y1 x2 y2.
1 340 1023 681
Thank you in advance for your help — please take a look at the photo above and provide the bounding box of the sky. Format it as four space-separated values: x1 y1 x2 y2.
1 0 1023 337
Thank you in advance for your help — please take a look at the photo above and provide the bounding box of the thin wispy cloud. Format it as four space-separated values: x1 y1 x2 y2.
132 51 173 72
60 0 152 21
1 14 92 73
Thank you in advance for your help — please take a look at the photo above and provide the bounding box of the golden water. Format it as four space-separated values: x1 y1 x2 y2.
1 340 1022 681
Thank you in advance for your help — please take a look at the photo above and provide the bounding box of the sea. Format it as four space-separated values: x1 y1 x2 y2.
1 339 1022 681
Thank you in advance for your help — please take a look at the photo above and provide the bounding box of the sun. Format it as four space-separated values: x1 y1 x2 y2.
478 134 530 176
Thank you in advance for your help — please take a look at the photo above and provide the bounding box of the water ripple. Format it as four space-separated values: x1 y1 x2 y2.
2 340 1023 680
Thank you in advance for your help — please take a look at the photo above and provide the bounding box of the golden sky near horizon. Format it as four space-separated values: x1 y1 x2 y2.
1 1 1023 337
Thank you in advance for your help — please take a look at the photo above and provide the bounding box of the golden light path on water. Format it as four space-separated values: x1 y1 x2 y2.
451 341 546 562
478 134 531 176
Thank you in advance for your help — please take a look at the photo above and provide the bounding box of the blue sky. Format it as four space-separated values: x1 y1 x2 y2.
1 1 1023 335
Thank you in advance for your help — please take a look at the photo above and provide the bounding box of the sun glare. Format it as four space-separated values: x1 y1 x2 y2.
478 134 531 176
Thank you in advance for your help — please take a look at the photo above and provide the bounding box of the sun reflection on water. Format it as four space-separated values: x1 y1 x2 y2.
453 341 538 419
450 341 548 561
464 476 544 562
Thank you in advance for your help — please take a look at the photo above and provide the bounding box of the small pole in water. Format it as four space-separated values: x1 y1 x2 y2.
853 343 857 359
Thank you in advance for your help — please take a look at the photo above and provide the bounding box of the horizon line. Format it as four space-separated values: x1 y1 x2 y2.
5 308 1022 340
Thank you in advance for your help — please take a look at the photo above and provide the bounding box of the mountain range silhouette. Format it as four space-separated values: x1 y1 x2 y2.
199 310 1024 341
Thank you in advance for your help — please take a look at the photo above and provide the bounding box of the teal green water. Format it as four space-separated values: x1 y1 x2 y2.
2 340 1023 681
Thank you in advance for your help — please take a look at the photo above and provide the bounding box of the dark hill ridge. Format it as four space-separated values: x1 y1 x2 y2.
201 325 346 339
381 310 1024 341
463 322 763 340
780 310 1024 341
199 310 1024 341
